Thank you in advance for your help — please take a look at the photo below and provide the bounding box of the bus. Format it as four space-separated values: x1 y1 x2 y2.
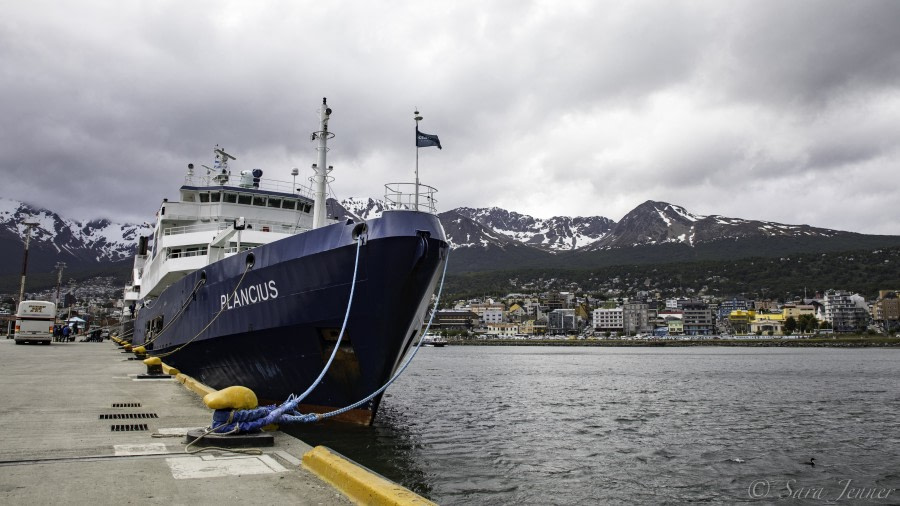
14 300 57 345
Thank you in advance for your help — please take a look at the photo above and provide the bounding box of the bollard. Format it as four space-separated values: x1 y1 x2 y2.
185 386 274 447
142 356 163 375
133 345 147 360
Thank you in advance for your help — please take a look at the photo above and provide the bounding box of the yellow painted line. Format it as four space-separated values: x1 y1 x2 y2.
302 446 436 506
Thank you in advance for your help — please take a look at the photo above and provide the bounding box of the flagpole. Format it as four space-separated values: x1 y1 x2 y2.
414 109 422 211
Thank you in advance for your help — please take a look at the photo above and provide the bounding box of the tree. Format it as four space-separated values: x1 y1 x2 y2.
784 316 797 335
797 314 818 334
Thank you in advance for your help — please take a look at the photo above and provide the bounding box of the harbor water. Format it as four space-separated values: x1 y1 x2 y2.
286 346 900 504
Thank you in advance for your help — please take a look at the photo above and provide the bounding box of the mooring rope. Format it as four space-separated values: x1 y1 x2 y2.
211 241 450 432
207 236 364 433
141 276 207 348
151 262 252 359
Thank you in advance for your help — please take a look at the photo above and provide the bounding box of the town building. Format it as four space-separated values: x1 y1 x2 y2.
728 310 755 335
433 310 479 331
487 322 519 337
548 309 576 334
481 308 505 325
871 290 900 332
682 302 715 335
751 312 784 335
823 290 869 333
623 302 651 335
592 307 623 333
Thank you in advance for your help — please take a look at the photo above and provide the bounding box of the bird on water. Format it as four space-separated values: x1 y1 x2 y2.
803 458 816 467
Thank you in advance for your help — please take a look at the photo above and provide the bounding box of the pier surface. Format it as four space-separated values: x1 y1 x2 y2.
0 338 353 505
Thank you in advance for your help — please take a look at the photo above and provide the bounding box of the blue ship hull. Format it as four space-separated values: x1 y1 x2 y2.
133 210 448 424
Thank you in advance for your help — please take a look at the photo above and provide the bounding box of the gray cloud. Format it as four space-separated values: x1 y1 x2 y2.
1 0 899 236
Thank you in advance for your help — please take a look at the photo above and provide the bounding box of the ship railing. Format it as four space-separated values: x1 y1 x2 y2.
183 175 315 199
163 222 228 236
162 220 308 237
167 248 209 259
384 182 438 214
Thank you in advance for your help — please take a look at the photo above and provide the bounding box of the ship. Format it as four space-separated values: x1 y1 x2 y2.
126 98 448 424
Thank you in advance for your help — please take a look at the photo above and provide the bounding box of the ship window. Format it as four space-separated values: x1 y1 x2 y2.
238 194 252 205
224 193 238 203
199 193 210 203
282 200 296 210
303 203 312 213
210 192 221 202
252 196 266 207
267 198 281 208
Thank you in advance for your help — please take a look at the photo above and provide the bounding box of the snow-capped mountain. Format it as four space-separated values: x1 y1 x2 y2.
331 197 856 254
453 207 615 252
328 197 388 221
585 200 843 250
0 198 150 276
330 199 614 252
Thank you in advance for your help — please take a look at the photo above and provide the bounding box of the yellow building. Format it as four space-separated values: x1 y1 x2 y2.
781 304 815 319
487 322 519 337
728 310 756 335
751 312 785 335
667 319 684 335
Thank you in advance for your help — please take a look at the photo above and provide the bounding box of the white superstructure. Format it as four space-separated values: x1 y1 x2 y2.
124 146 319 305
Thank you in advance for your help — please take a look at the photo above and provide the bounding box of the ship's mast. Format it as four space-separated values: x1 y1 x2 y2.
311 98 334 229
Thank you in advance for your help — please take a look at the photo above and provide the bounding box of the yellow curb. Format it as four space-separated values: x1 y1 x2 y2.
302 446 436 506
157 360 213 397
176 372 217 398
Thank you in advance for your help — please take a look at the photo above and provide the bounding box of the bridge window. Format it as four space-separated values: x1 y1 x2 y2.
210 192 221 202
238 194 252 205
282 200 296 210
224 193 238 203
199 193 210 203
252 196 266 207
267 198 281 208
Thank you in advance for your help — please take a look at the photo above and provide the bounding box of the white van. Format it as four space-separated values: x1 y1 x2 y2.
14 300 57 345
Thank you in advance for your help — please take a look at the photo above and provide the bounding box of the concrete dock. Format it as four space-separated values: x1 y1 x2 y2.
0 338 432 505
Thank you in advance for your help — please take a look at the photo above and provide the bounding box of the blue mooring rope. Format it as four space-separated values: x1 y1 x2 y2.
210 237 450 433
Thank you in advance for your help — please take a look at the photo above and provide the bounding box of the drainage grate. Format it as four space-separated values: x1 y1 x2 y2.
111 424 149 432
112 402 141 408
99 413 159 420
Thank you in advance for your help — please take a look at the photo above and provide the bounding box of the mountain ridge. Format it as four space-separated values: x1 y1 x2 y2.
3 195 899 293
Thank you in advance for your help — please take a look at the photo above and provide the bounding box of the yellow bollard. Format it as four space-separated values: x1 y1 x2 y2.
203 386 259 410
142 356 163 375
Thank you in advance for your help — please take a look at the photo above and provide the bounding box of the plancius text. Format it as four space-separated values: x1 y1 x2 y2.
221 280 279 310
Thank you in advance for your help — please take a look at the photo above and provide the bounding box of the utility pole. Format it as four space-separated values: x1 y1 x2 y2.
55 262 67 308
17 222 38 307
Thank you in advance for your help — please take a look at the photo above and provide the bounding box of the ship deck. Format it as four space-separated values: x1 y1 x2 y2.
0 337 432 505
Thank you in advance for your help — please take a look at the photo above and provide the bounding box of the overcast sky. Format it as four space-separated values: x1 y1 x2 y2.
3 1 900 234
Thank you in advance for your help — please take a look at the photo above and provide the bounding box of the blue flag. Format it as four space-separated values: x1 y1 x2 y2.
416 129 442 149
